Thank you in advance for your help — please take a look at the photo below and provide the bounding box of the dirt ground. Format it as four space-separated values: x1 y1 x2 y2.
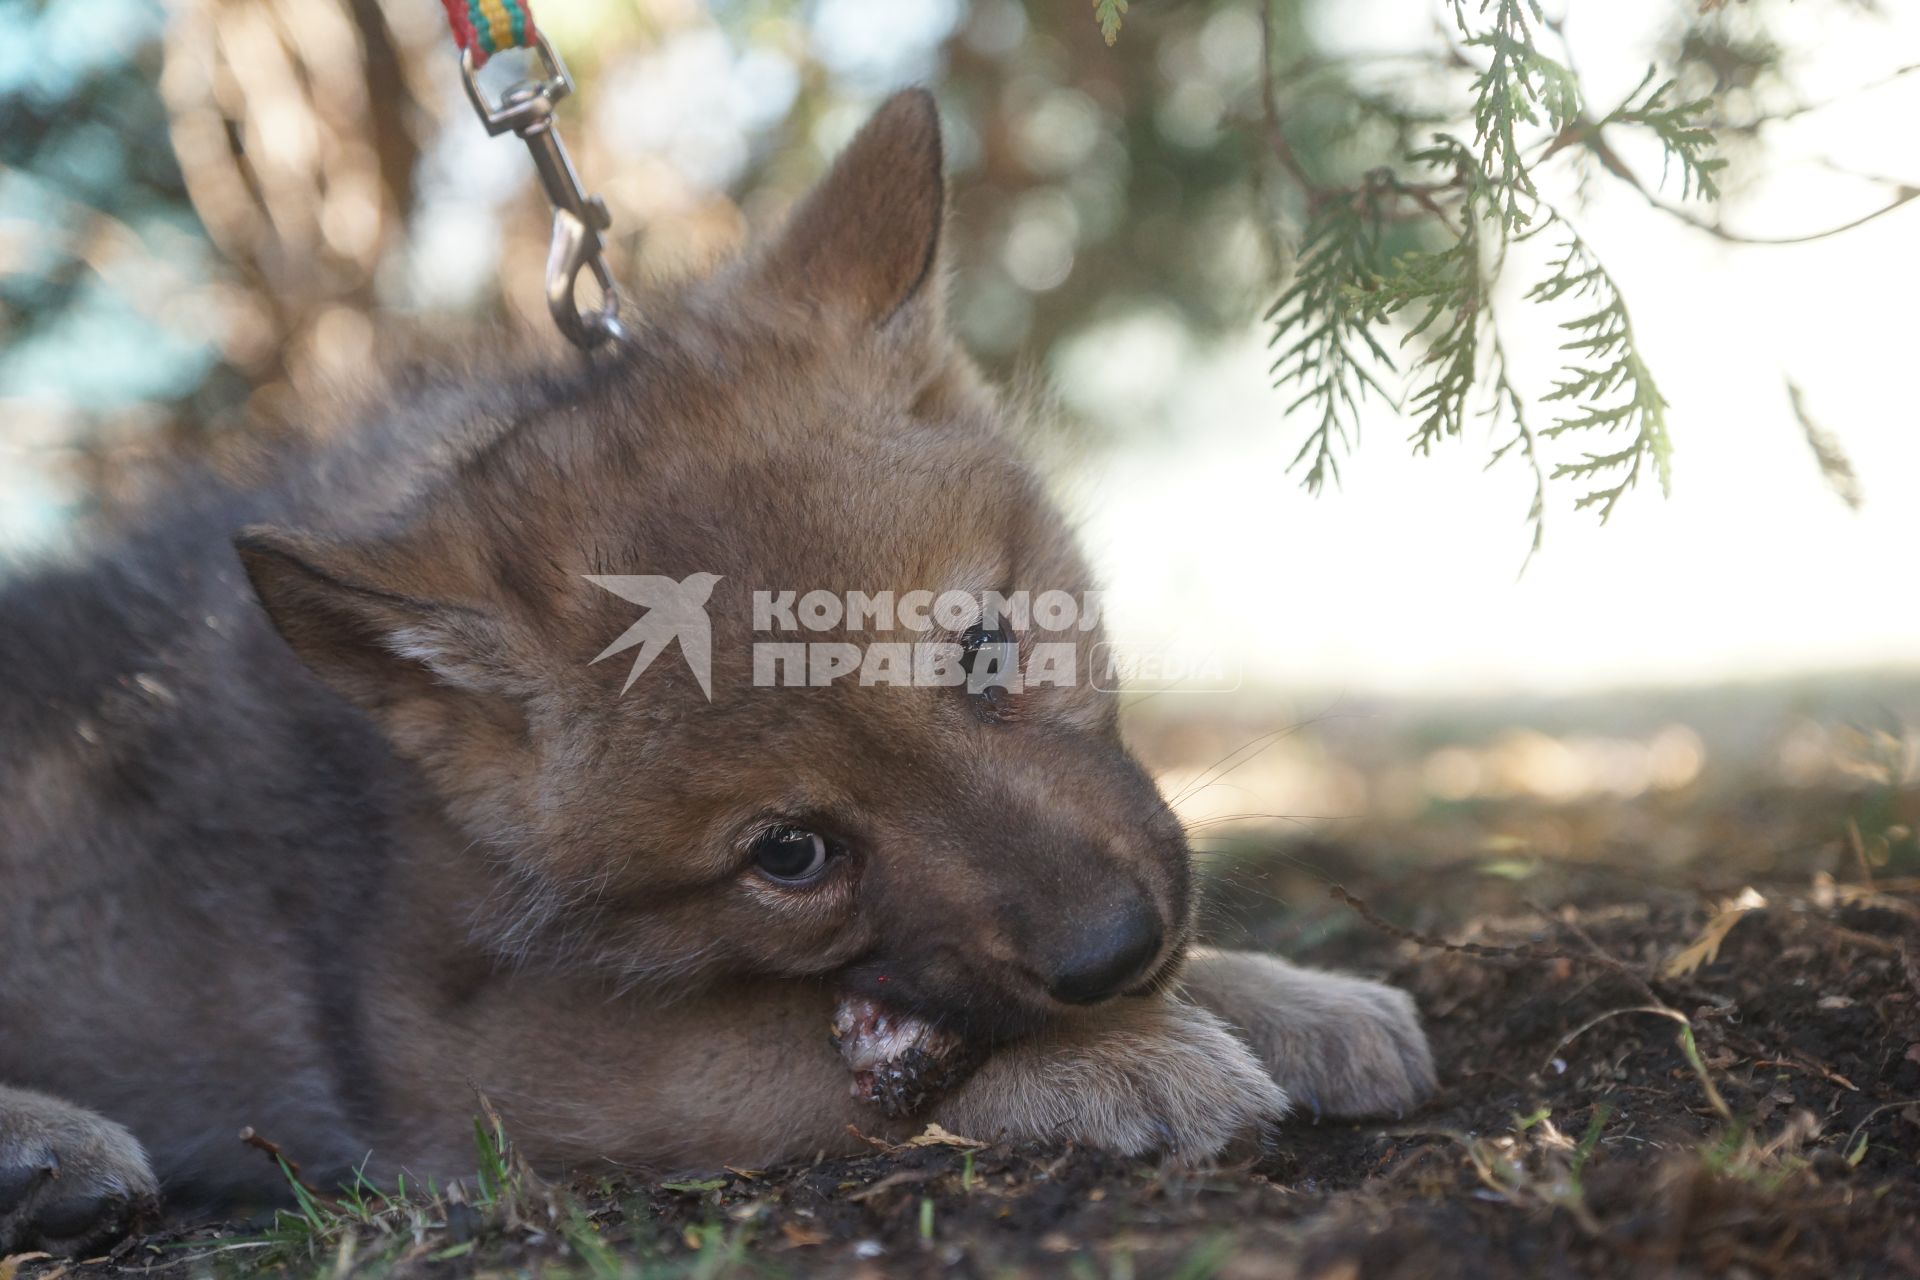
21 689 1920 1279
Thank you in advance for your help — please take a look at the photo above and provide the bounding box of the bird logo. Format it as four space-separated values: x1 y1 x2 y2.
584 573 722 699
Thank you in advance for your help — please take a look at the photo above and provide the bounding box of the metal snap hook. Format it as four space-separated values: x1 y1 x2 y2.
460 34 627 354
548 207 626 350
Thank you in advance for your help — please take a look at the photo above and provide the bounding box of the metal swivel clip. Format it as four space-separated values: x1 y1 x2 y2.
460 35 626 352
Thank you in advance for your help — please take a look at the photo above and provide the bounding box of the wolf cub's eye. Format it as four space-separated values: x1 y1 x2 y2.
959 624 1017 688
751 826 836 885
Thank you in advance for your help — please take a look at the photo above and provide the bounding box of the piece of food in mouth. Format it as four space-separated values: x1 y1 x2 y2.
830 994 984 1119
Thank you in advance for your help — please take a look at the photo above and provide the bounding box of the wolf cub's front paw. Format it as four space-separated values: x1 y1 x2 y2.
936 998 1288 1163
1263 971 1434 1121
0 1087 158 1256
1182 948 1436 1121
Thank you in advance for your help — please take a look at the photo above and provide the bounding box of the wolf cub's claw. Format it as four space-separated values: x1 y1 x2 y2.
0 1089 158 1257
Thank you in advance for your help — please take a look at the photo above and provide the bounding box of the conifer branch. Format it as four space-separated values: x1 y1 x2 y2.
1248 0 1893 554
1264 193 1398 495
1256 0 1735 553
1606 68 1726 200
1485 327 1547 567
1526 218 1672 523
1451 0 1579 229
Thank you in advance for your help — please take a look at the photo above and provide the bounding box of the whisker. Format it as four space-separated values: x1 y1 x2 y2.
1181 811 1354 832
1163 699 1364 807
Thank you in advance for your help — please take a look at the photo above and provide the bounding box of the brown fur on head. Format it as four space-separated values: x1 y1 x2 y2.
235 91 1192 1043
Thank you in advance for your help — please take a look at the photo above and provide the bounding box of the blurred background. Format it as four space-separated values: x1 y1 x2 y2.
3 0 1917 866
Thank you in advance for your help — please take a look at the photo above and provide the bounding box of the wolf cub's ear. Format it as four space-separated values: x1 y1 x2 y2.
235 526 520 717
758 88 946 336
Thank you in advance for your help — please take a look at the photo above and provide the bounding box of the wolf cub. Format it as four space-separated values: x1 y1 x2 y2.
0 91 1433 1254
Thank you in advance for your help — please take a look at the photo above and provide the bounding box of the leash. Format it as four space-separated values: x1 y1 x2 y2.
440 0 626 352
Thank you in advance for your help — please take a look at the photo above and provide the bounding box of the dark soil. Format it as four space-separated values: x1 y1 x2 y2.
32 777 1920 1280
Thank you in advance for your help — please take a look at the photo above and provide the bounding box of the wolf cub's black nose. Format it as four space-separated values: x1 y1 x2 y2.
1047 900 1164 1005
